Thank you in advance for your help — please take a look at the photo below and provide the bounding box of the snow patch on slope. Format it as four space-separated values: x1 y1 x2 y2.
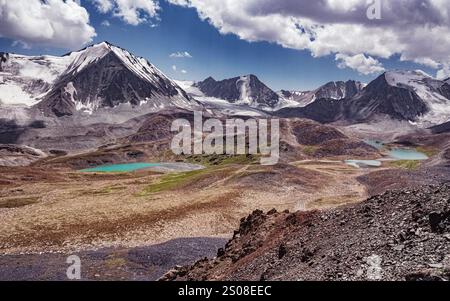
236 75 252 105
62 82 94 114
0 53 72 106
195 96 264 117
174 80 204 96
0 79 37 106
173 80 264 116
12 54 71 83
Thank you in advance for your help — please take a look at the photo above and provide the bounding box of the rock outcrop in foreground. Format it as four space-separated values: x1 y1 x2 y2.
162 184 450 281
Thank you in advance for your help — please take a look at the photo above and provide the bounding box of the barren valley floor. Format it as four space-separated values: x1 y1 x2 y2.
0 160 369 255
1 118 449 280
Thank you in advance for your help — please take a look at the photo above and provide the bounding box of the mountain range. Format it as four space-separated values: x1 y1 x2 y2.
1 42 450 127
0 42 196 117
279 80 364 107
276 70 450 126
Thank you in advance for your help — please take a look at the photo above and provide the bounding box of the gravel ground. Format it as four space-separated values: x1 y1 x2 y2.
165 184 450 281
0 237 226 281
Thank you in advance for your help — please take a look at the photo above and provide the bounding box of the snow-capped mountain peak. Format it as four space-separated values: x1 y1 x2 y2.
61 42 178 88
383 70 450 125
62 42 113 76
0 42 196 116
385 70 433 86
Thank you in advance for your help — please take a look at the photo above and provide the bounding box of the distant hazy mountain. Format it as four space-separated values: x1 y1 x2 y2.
277 70 450 126
195 74 280 108
279 80 364 107
0 42 196 116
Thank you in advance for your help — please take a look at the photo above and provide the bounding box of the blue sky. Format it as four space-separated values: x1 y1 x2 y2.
0 0 441 91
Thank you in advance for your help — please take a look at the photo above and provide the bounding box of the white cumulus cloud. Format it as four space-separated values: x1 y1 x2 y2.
92 0 114 13
168 0 450 75
0 0 96 49
91 0 160 26
336 53 385 75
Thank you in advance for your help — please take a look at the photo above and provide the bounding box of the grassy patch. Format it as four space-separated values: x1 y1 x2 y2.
415 146 438 157
303 145 319 156
138 154 257 196
230 165 277 180
184 154 258 166
138 168 216 196
389 160 421 170
105 257 128 269
0 197 40 208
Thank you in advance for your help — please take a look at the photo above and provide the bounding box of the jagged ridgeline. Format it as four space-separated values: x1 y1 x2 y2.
0 42 197 116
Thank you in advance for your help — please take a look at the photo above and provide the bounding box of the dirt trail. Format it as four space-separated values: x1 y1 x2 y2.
291 160 369 210
206 164 251 189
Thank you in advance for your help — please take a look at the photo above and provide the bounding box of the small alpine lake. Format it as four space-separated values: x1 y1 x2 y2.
387 148 429 160
345 139 429 169
79 162 204 173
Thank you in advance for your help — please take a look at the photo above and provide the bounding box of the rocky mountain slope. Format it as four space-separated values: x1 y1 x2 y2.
195 74 280 108
279 118 378 161
0 42 196 116
430 121 450 134
0 52 9 71
0 144 46 166
344 72 430 121
163 184 450 281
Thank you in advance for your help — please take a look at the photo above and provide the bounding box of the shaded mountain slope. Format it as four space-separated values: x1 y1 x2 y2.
195 75 280 108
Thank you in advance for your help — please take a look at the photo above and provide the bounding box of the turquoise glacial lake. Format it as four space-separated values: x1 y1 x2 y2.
80 163 162 173
345 140 429 168
387 149 429 160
